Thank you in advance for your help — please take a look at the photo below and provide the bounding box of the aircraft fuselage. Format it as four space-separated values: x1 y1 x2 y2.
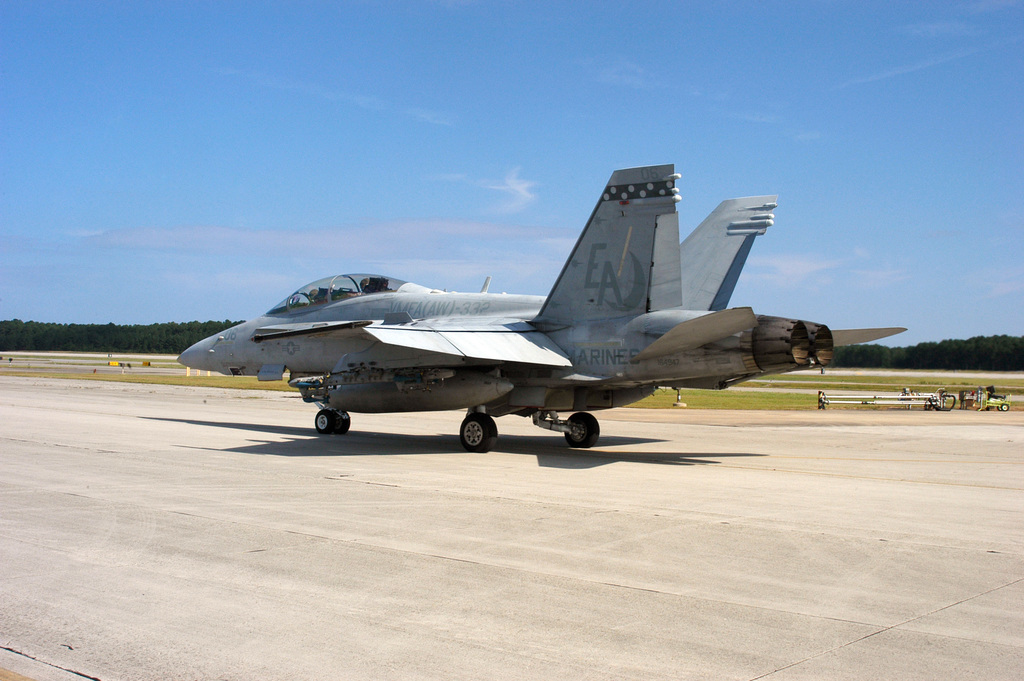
178 163 903 451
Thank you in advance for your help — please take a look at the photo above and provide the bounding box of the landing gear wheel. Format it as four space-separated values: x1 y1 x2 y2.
334 411 352 434
565 412 600 448
315 409 337 434
460 413 498 453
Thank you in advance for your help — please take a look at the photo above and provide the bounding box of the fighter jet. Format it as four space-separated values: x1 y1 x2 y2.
178 164 903 452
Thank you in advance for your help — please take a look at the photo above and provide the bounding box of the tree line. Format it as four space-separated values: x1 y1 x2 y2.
1 319 1021 370
0 320 240 355
832 335 1024 371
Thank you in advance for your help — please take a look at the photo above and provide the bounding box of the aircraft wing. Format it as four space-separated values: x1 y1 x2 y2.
253 319 571 368
364 322 572 367
831 327 907 346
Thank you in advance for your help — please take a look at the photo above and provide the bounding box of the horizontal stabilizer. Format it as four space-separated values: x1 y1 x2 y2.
832 327 907 346
633 307 757 362
252 320 372 342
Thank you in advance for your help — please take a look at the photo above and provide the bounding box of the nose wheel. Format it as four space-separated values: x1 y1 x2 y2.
460 412 498 453
315 409 351 435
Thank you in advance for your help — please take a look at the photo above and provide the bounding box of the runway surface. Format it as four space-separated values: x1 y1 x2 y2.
1 376 1022 680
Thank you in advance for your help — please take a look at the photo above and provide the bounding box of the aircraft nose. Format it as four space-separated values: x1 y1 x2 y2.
177 335 217 370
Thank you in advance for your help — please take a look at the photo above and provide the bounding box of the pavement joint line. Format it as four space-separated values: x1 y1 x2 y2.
142 507 936 631
7 486 935 634
746 575 1024 680
711 462 1024 490
0 646 102 681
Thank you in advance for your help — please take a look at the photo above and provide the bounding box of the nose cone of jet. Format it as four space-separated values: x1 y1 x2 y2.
178 335 218 371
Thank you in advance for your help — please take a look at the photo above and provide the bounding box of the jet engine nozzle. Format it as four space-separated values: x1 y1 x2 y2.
741 317 811 372
750 316 811 371
805 323 834 367
746 317 834 372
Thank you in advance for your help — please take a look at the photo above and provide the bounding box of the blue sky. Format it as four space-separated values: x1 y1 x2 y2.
2 1 1022 345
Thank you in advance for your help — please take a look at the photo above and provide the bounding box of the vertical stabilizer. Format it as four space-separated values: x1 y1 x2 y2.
649 211 682 311
679 195 777 311
535 164 681 326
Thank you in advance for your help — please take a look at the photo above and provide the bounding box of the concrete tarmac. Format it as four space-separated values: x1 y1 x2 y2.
1 376 1022 680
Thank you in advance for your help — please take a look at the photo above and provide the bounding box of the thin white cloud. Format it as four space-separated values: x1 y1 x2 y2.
903 21 983 38
484 168 538 213
404 107 454 126
793 130 822 142
80 216 567 298
216 67 452 125
86 219 543 257
848 267 912 288
836 47 982 88
986 280 1024 297
596 59 655 89
837 33 1024 89
745 254 844 287
433 168 539 213
87 225 257 252
964 0 1021 13
981 266 1024 298
727 111 779 124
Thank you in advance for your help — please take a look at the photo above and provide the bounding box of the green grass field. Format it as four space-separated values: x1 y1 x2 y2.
3 364 1018 411
744 374 1024 391
0 370 291 391
633 388 813 410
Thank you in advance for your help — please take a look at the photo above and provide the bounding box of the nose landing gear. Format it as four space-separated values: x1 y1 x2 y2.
314 409 351 435
460 412 498 453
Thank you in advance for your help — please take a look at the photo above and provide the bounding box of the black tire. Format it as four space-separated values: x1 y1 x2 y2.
460 413 498 453
335 411 352 434
565 412 600 448
999 403 1009 412
314 409 336 434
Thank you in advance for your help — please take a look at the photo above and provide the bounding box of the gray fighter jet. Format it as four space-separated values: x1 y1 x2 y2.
178 164 903 451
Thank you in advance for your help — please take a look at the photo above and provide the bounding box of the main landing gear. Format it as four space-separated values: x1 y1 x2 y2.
533 411 600 448
315 407 602 452
314 408 351 435
457 410 602 453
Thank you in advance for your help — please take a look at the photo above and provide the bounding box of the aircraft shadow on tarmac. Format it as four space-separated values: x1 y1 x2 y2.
144 417 766 468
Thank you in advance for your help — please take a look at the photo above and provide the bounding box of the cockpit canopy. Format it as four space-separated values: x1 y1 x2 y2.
267 274 406 315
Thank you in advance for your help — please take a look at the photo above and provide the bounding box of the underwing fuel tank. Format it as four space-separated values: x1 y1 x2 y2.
745 315 834 371
326 371 514 413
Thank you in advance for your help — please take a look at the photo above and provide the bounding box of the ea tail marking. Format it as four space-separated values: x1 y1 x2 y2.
535 164 681 326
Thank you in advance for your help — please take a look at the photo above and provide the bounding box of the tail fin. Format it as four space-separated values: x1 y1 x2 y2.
679 196 777 311
534 164 681 326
